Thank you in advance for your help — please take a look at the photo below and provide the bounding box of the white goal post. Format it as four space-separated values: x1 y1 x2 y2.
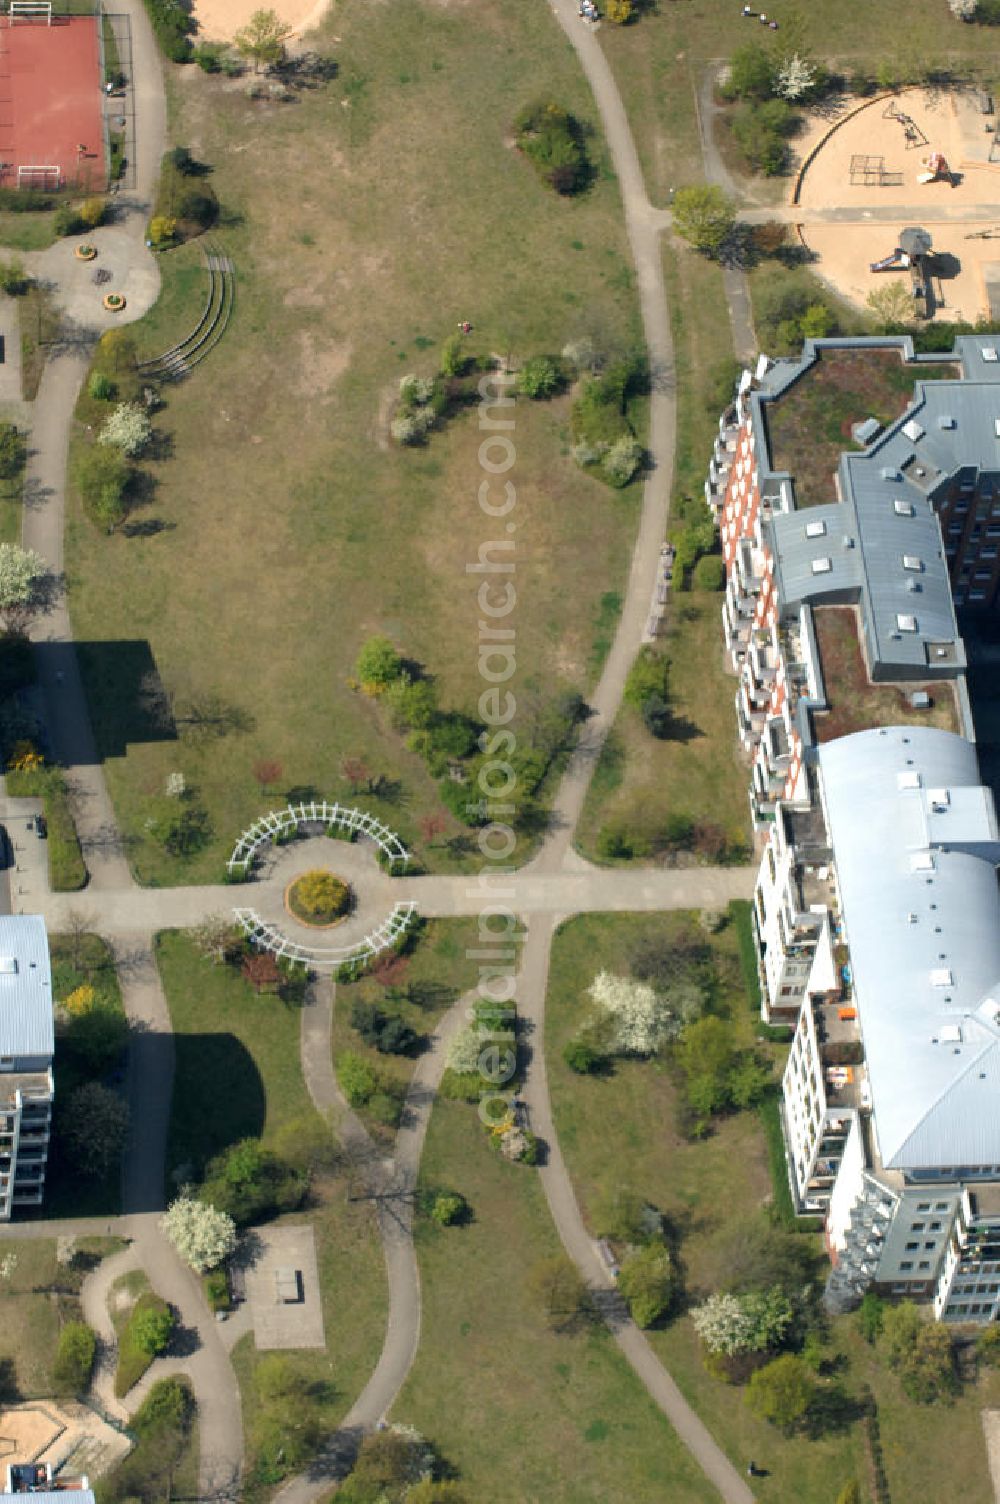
17 165 61 187
8 1 53 23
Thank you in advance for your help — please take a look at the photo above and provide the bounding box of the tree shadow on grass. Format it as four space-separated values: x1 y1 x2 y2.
168 1031 266 1190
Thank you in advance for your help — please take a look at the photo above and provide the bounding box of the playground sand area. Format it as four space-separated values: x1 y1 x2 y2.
191 0 330 43
793 87 1000 322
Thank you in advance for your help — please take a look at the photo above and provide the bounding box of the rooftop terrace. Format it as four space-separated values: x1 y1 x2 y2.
765 349 958 509
811 606 961 744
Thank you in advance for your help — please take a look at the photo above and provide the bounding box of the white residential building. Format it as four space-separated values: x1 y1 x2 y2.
0 915 54 1219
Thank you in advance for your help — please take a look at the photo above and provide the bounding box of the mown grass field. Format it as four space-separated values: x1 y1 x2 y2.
156 929 387 1491
398 1094 718 1504
544 911 1000 1504
64 0 645 885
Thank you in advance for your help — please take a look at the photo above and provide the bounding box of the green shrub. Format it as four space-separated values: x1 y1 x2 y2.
692 554 724 592
618 1243 676 1328
203 1268 230 1312
563 1037 605 1074
338 1050 378 1106
351 1000 418 1055
194 40 225 70
200 1139 306 1227
603 434 643 487
367 1089 404 1127
355 635 403 690
0 259 27 296
430 1190 467 1226
641 693 671 739
115 1292 173 1397
518 355 562 399
624 646 668 709
513 100 590 195
143 0 194 61
54 205 86 237
53 1321 96 1395
730 99 797 175
88 372 117 401
73 443 131 533
131 1302 174 1357
722 41 777 101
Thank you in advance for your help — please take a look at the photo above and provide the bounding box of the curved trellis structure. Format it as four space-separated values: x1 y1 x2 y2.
227 800 410 878
233 900 419 971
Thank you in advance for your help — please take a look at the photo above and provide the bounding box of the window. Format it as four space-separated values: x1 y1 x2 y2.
911 1222 925 1231
900 1261 914 1272
919 1261 931 1270
925 1241 938 1251
930 1222 942 1232
918 1203 931 1212
905 1242 919 1252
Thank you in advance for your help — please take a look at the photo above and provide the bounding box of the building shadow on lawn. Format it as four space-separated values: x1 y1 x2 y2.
34 637 178 762
166 1031 267 1193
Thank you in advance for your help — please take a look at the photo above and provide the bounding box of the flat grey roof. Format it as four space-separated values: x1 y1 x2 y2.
819 727 1000 1171
0 915 52 1059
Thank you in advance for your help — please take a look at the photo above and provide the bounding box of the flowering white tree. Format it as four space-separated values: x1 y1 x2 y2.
587 971 678 1055
98 402 152 457
949 0 976 16
0 543 44 628
165 771 186 798
161 1195 236 1273
775 53 817 100
692 1287 794 1355
446 1025 482 1075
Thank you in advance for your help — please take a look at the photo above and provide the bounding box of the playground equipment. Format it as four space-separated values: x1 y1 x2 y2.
8 1 52 22
900 226 935 319
918 150 952 185
883 98 929 149
870 228 935 318
870 246 910 273
849 153 903 188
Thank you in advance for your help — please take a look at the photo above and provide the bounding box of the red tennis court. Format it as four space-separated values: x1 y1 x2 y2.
0 15 106 191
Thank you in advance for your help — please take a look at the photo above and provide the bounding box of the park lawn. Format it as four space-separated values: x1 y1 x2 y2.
157 929 387 1493
156 928 318 1180
652 1304 999 1504
64 0 644 887
332 918 481 1142
576 596 748 861
0 212 58 253
544 912 1000 1502
123 239 209 365
398 1095 717 1504
599 0 1000 207
577 245 747 863
231 1184 387 1502
0 1239 77 1397
545 912 775 1285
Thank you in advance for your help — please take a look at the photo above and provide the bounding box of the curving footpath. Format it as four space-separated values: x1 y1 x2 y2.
6 2 759 1500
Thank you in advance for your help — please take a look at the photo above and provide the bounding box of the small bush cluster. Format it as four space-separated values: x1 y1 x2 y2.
153 148 218 239
115 1291 175 1396
337 1047 406 1126
200 1137 307 1226
350 998 418 1056
570 350 648 487
720 43 827 177
354 636 586 831
144 0 195 61
513 100 590 195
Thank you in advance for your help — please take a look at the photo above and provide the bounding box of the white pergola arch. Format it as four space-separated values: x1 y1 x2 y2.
233 901 419 972
227 800 410 878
